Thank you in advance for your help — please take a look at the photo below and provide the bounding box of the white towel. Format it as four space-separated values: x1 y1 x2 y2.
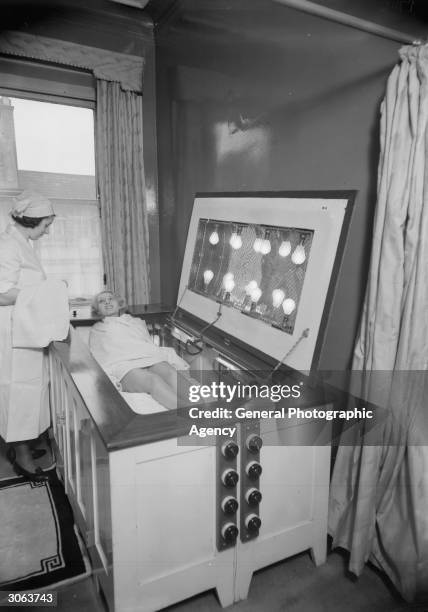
12 279 70 348
120 391 169 415
89 314 189 380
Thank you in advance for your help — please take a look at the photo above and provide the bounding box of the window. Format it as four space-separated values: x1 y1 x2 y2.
0 95 103 299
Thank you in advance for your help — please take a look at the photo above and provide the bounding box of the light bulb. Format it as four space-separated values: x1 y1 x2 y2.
209 231 219 245
282 298 296 315
229 233 243 249
245 280 258 295
279 241 291 257
224 278 235 293
250 287 262 303
272 289 285 308
203 269 214 285
260 239 271 255
253 238 263 253
291 244 306 265
223 273 234 293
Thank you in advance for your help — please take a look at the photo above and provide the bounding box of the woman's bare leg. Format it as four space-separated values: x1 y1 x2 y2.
149 362 201 406
149 361 178 390
120 368 178 410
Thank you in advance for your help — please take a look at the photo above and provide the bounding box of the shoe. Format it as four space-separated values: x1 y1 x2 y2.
39 460 56 472
6 446 16 465
6 446 47 483
28 439 47 460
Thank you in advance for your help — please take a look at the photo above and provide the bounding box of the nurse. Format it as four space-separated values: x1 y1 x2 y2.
0 190 56 481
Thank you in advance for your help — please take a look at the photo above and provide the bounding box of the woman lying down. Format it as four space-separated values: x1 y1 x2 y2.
89 290 192 410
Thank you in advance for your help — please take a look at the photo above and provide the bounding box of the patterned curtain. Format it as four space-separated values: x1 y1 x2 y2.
328 44 428 601
95 80 150 305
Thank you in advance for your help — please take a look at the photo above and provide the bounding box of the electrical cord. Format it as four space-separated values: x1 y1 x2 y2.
184 303 223 355
264 327 310 381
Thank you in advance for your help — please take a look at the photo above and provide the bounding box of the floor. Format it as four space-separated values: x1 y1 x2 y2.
0 439 422 612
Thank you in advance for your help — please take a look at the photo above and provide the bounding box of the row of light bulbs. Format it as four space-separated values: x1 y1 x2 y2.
202 271 296 316
208 227 307 264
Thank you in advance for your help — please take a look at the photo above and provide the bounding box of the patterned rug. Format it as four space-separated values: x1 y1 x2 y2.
0 470 90 590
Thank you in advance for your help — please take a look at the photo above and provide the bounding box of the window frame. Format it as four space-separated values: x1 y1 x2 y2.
0 55 95 108
0 54 104 298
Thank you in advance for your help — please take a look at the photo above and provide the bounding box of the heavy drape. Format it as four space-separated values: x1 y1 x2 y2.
328 44 428 601
95 80 150 305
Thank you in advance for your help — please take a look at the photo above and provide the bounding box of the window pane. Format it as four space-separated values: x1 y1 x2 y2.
0 95 102 299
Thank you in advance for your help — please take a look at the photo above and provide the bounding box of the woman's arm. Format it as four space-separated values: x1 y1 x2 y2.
0 288 19 306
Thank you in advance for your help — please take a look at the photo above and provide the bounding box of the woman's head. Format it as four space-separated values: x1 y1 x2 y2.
10 191 55 241
92 290 127 318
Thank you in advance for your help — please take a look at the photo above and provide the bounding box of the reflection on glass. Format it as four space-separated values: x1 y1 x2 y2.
188 219 314 334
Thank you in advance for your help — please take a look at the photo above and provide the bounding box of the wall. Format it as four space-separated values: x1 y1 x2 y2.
155 0 403 369
0 0 161 301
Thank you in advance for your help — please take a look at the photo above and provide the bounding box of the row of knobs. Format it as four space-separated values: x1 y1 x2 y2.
222 487 262 513
222 434 262 459
222 460 262 488
222 514 262 542
220 435 263 543
221 434 263 487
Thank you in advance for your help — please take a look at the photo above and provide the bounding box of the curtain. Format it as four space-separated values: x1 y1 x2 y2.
95 80 150 305
328 44 428 601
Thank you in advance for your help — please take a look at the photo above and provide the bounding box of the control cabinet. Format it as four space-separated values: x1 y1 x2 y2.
51 191 353 611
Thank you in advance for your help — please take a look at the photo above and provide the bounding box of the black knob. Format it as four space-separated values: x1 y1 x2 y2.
221 523 239 543
221 496 239 515
246 461 262 481
246 514 262 534
222 441 239 459
246 434 263 454
246 488 262 507
222 469 239 488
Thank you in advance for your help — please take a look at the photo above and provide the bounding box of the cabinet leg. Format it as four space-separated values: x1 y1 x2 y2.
216 582 235 608
233 568 252 603
310 537 327 566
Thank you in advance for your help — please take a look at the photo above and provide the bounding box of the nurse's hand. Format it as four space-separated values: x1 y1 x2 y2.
0 287 19 306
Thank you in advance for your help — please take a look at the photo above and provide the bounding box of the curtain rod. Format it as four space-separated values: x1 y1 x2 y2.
272 0 418 44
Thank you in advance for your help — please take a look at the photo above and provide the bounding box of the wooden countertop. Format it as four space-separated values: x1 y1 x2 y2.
51 324 340 453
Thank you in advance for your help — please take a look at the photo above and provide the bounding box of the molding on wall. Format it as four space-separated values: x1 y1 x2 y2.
0 30 144 91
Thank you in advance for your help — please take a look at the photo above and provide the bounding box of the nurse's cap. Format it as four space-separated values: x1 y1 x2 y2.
10 190 55 218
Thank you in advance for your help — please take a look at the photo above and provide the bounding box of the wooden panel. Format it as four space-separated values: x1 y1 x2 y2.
65 385 77 496
75 404 94 525
91 433 112 574
109 442 236 612
134 446 215 578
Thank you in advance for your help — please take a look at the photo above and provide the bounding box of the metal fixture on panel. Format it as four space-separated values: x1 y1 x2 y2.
107 0 150 8
240 422 262 542
217 432 240 550
272 0 416 44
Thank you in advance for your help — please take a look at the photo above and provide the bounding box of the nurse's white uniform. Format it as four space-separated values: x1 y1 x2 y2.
0 223 50 442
